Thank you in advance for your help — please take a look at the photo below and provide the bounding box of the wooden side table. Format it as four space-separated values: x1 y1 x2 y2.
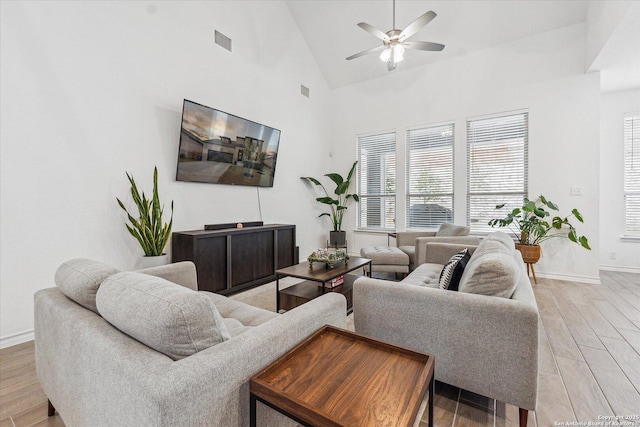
250 325 435 427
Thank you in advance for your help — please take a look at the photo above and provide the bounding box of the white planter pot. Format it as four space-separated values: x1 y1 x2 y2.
137 254 168 269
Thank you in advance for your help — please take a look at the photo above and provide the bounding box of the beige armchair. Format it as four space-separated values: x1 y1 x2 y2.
395 223 479 270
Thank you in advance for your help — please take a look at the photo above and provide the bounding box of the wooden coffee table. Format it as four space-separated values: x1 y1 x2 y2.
250 325 435 427
276 257 372 313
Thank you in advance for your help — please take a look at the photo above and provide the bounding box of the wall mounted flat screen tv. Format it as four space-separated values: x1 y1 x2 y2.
176 99 281 187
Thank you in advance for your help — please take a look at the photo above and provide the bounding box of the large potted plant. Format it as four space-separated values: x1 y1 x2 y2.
488 195 590 282
116 166 174 267
301 161 359 247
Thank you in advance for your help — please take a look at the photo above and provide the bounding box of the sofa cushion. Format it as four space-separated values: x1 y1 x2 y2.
436 223 470 237
55 258 120 313
96 272 230 360
402 263 442 288
438 249 471 291
458 249 520 299
203 291 278 326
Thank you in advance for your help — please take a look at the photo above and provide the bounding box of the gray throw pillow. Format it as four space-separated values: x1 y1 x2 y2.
436 223 470 237
458 251 520 298
55 258 120 313
97 272 230 360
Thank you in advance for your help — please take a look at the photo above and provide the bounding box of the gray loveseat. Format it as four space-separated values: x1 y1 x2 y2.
353 232 539 427
35 259 347 426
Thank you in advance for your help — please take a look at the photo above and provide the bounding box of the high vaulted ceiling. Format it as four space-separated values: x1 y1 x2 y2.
285 0 637 91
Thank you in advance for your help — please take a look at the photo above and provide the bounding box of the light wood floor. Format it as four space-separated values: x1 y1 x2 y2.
1 271 639 427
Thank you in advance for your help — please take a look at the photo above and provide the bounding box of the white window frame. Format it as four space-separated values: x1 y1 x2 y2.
357 131 396 230
405 122 455 230
466 110 529 234
624 112 640 236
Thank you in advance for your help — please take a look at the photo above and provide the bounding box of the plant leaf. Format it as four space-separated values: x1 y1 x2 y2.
579 236 591 250
325 173 344 188
572 208 584 223
301 176 322 186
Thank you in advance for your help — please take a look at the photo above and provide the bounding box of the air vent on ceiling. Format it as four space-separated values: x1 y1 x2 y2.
301 85 310 98
214 30 232 52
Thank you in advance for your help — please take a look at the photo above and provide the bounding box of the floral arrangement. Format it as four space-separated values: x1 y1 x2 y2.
307 248 349 269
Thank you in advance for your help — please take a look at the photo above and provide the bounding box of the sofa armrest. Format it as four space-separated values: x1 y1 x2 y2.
415 237 480 265
150 292 348 426
136 261 198 291
395 231 436 247
35 286 346 427
353 278 538 411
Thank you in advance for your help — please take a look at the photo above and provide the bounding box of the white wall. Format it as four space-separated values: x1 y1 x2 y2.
0 1 333 346
600 89 640 272
331 24 601 282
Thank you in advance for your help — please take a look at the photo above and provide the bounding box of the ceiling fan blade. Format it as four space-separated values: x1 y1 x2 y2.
399 11 436 41
357 22 390 42
346 45 386 61
403 41 445 51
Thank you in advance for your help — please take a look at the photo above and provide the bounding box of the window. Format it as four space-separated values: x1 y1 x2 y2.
624 113 640 235
467 111 528 234
357 131 396 229
406 123 454 228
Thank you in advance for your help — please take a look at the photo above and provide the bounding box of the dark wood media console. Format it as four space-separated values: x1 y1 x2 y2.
171 224 297 295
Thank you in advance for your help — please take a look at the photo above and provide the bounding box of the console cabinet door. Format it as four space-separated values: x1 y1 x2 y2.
194 236 227 293
230 231 274 288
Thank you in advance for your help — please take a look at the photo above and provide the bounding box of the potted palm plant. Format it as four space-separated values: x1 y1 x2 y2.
301 161 359 247
488 195 590 281
116 166 174 267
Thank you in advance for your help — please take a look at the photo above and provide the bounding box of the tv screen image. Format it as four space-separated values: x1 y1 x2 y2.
176 99 281 187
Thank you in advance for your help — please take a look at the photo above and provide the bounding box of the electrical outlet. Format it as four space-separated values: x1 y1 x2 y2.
570 186 583 196
609 252 617 259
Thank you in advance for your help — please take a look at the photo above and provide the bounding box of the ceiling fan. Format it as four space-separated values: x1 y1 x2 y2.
346 0 445 71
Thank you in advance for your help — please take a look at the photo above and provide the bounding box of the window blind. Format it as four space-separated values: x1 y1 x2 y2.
406 123 454 228
357 132 396 229
467 111 528 234
624 113 640 235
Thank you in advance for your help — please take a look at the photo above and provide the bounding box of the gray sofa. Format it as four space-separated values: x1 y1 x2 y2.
354 232 539 427
35 259 347 427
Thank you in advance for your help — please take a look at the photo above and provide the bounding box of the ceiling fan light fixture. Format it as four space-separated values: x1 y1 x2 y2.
379 45 404 63
393 45 404 62
379 48 391 62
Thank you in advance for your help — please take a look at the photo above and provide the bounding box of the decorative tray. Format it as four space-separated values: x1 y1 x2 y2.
307 248 349 269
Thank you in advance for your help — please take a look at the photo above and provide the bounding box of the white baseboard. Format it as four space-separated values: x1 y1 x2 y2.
535 271 601 285
599 264 640 274
1 329 34 349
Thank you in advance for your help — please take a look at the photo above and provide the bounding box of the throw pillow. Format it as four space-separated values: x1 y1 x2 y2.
55 258 120 313
436 223 470 237
438 249 471 291
97 272 231 360
458 251 520 298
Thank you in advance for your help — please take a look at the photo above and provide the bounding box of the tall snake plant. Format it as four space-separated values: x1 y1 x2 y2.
116 166 173 256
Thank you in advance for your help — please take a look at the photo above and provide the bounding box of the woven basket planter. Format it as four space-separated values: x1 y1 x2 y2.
515 244 541 264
